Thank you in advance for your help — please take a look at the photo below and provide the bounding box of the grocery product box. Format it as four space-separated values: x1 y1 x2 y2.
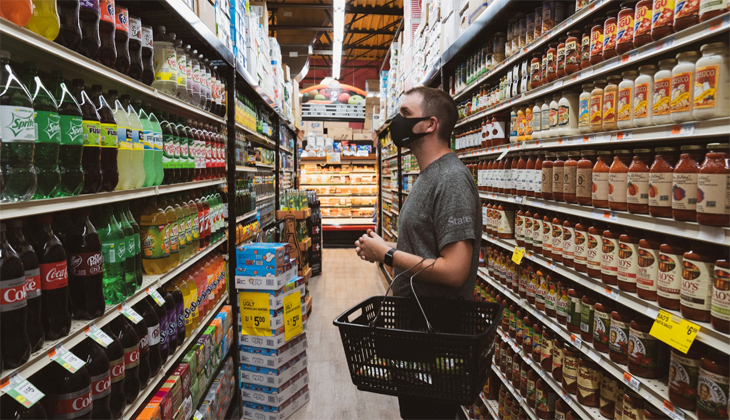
236 259 296 279
239 352 308 387
235 264 298 290
237 278 306 311
239 334 308 368
240 370 309 406
237 302 304 331
236 242 291 268
137 403 162 420
276 208 311 220
242 387 310 420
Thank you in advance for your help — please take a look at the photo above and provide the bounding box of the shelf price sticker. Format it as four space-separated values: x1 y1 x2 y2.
147 288 166 307
49 345 86 373
649 310 700 354
617 130 632 140
239 292 272 337
623 372 642 393
570 334 583 349
193 410 204 420
283 291 303 341
119 304 143 324
603 286 621 301
670 123 694 136
512 246 526 264
0 376 44 408
663 399 686 420
84 324 114 348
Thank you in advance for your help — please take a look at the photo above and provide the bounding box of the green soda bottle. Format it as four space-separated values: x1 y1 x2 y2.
134 100 156 187
50 70 84 197
115 203 139 294
145 105 164 186
93 205 128 304
123 202 143 289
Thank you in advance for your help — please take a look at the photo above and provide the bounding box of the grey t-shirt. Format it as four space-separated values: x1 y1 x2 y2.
393 152 481 300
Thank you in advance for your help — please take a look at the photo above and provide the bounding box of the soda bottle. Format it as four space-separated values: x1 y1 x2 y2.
0 0 33 26
151 26 176 95
0 392 47 419
163 281 184 343
132 298 160 377
140 24 154 86
78 0 101 59
170 195 186 261
55 0 81 51
159 288 178 353
103 317 139 405
32 354 93 420
174 38 187 102
189 191 202 252
184 44 194 103
185 118 198 182
114 203 137 291
133 100 156 187
139 197 170 275
1 51 37 202
192 261 206 318
72 79 102 194
160 195 179 270
203 58 212 111
175 116 187 182
126 14 142 79
181 270 199 332
189 49 200 106
146 294 168 364
160 111 177 184
97 0 115 67
0 222 31 369
98 325 126 419
6 219 44 352
22 61 61 200
66 209 105 319
26 0 61 40
91 85 118 191
51 71 84 197
123 306 149 389
145 105 163 186
121 94 144 188
123 203 142 289
113 6 129 73
29 215 71 340
108 91 132 190
92 205 127 304
199 190 211 248
72 338 112 420
179 193 193 259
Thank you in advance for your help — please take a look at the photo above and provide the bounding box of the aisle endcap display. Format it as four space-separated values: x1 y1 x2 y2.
277 208 312 220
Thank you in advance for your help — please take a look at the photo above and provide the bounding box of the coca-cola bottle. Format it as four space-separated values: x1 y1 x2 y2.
32 351 93 420
99 325 126 419
29 215 71 340
73 338 112 420
148 293 169 364
78 0 101 59
66 209 105 319
103 317 140 404
0 392 48 419
133 298 161 377
0 222 31 369
125 309 149 388
159 288 178 355
56 0 82 51
113 7 130 74
6 219 44 352
164 281 185 345
127 15 143 80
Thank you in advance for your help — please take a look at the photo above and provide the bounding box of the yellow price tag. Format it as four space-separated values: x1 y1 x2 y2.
239 292 272 337
512 246 526 264
283 291 303 342
649 310 700 354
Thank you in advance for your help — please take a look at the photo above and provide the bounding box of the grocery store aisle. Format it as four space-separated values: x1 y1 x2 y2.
289 248 400 420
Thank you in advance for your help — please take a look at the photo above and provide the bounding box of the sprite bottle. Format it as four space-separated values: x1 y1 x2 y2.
115 203 138 294
123 202 143 290
93 204 127 304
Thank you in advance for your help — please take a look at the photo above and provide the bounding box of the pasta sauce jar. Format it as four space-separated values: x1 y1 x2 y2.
601 226 622 285
590 18 605 65
697 350 730 419
562 342 580 394
609 307 633 365
673 145 704 222
628 315 668 378
637 232 664 301
587 223 605 279
697 143 730 226
627 148 654 214
617 228 641 292
580 291 597 341
609 150 632 211
674 0 700 31
600 375 620 418
577 356 602 407
681 243 718 322
574 220 589 273
712 259 730 333
634 0 653 48
577 150 597 205
565 30 581 75
657 239 687 310
651 0 676 41
593 151 613 208
594 299 615 352
616 3 636 55
649 147 679 218
669 343 702 411
603 10 620 61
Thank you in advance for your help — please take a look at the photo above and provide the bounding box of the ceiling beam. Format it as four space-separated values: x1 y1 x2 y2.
267 3 403 15
271 25 397 34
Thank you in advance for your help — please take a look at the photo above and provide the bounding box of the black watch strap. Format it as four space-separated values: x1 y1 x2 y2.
384 248 396 266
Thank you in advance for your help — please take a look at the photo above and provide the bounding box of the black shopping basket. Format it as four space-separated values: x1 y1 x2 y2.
333 262 502 406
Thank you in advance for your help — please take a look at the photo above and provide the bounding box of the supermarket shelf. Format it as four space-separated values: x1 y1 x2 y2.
383 197 392 204
301 183 378 186
492 363 539 420
0 178 225 219
454 13 730 128
402 171 420 175
480 233 730 356
282 168 294 173
317 193 376 197
281 145 294 154
322 218 375 225
236 122 276 148
479 267 696 420
255 163 275 170
304 171 377 175
236 166 258 172
300 155 377 161
461 405 473 420
383 155 399 160
383 228 395 237
256 194 275 202
321 204 375 208
0 236 227 383
479 394 499 419
0 19 225 125
235 209 258 223
383 209 392 217
402 190 410 195
457 117 730 159
123 292 229 419
478 191 730 246
195 344 234 414
391 208 399 215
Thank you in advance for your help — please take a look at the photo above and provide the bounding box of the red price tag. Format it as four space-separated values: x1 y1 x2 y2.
710 19 722 32
671 125 682 135
558 138 564 145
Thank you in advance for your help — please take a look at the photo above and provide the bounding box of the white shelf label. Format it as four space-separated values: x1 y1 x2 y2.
0 376 44 408
623 372 642 393
49 345 86 373
84 324 114 348
603 286 621 301
617 130 632 140
120 303 144 324
663 400 686 420
592 209 619 222
514 196 524 204
697 224 725 244
570 334 583 349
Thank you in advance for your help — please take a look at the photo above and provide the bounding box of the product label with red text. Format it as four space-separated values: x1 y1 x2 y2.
617 12 635 45
658 252 683 301
681 259 714 310
53 386 93 419
671 72 693 113
652 0 676 29
24 268 41 299
69 252 103 277
40 260 68 290
713 266 730 321
634 83 651 118
109 356 125 383
0 275 27 312
618 87 633 121
637 247 660 292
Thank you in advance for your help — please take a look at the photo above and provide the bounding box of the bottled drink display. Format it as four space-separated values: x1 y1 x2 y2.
72 78 102 194
140 24 154 85
151 26 176 95
0 0 33 27
121 94 144 188
72 337 112 420
133 297 161 378
0 222 32 369
66 209 105 319
113 6 130 74
78 0 101 59
100 323 126 418
55 0 82 51
97 0 116 68
91 85 119 191
104 316 140 404
93 203 128 304
25 0 62 41
32 350 93 419
126 14 142 79
52 70 85 197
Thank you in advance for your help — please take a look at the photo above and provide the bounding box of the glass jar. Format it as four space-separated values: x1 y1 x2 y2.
600 375 620 418
549 94 560 137
541 53 549 85
713 259 730 333
558 92 581 137
629 315 668 378
537 269 548 309
637 232 664 301
671 51 701 123
530 53 543 90
594 299 615 352
609 150 632 211
553 153 565 202
609 308 632 365
516 152 527 195
577 356 602 407
556 279 570 325
602 226 622 285
657 239 686 310
627 148 654 214
669 343 702 411
541 97 552 139
562 342 580 394
526 13 535 45
544 271 557 315
518 15 527 48
618 228 641 292
565 30 581 75
552 336 564 381
517 107 527 142
700 0 730 21
536 377 557 419
652 59 676 125
590 18 605 65
563 217 575 267
593 151 613 208
622 390 646 420
577 150 597 205
510 155 519 195
541 328 553 371
533 322 543 361
616 3 636 55
579 83 593 134
580 291 597 341
557 36 567 78
494 32 507 63
617 70 637 129
634 64 658 126
498 203 516 239
552 213 565 263
634 0 653 48
698 143 730 226
524 209 534 251
698 350 730 420
532 101 543 140
534 6 543 38
567 285 583 333
649 147 679 218
603 75 622 131
526 152 537 197
556 398 569 420
673 145 704 222
603 10 619 61
546 42 558 82
694 43 730 121
533 210 544 255
543 212 554 259
681 244 718 322
564 153 579 203
534 153 544 196
674 0 700 31
574 220 589 272
651 0 676 41
590 80 607 132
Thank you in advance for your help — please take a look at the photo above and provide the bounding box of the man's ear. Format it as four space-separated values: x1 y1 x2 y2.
426 116 438 134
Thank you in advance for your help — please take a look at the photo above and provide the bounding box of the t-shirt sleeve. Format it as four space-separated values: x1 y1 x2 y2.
432 171 480 252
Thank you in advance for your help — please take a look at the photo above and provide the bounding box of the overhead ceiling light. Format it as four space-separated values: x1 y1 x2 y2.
331 0 345 79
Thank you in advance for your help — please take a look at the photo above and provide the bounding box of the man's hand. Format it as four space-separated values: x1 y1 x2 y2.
354 229 391 263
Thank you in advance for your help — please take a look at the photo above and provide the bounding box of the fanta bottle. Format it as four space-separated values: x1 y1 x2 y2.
139 196 170 274
0 0 33 27
109 90 133 190
25 0 60 41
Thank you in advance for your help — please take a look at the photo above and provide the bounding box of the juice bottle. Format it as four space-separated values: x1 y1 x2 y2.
134 100 156 187
72 78 102 194
91 85 118 191
109 90 132 190
171 196 187 261
121 94 144 188
1 0 33 26
25 0 60 41
139 196 170 274
187 192 201 253
160 196 179 270
146 106 163 186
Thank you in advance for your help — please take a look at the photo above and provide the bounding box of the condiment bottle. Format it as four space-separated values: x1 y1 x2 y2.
590 80 607 132
579 84 593 134
587 223 605 279
515 208 526 247
657 238 686 310
567 285 583 333
594 298 615 353
673 145 704 222
574 219 589 273
541 328 553 371
549 94 560 137
564 153 578 204
669 342 702 411
590 18 605 65
697 143 730 226
651 0 676 41
532 102 543 139
552 213 565 263
520 359 529 396
652 59 675 125
562 342 580 394
510 155 519 195
556 279 570 325
541 96 552 139
628 315 668 378
633 0 653 48
627 148 653 214
602 9 619 61
522 314 533 354
536 268 548 309
649 147 679 218
603 75 621 131
546 42 558 83
530 53 543 90
577 150 597 206
593 151 613 208
609 150 632 211
694 43 730 121
712 259 730 333
581 24 592 69
671 51 700 123
600 375 620 418
565 30 581 75
617 70 637 129
637 232 663 301
558 91 581 136
543 212 554 260
697 349 730 420
536 377 557 419
609 307 632 365
553 153 566 202
616 3 635 55
602 226 622 285
681 243 718 322
633 64 657 126
577 355 602 407
580 291 598 341
617 228 641 292
527 368 538 407
674 0 700 31
524 208 534 250
497 203 516 239
555 398 569 420
516 152 527 196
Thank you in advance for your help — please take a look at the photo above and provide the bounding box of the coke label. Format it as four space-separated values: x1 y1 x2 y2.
1 105 36 143
53 386 93 419
90 371 111 399
109 356 125 383
114 7 128 33
40 260 69 290
69 251 103 277
129 16 141 40
100 0 115 23
123 344 140 368
0 275 27 312
148 324 160 346
24 268 41 299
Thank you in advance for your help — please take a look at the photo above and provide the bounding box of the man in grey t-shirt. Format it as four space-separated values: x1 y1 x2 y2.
355 86 481 419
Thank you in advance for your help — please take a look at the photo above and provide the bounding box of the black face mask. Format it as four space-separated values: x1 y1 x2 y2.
390 115 432 148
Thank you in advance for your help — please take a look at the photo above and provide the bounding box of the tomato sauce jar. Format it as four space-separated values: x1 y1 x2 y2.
603 9 620 61
574 219 589 272
637 232 664 301
590 18 605 65
552 214 565 263
600 375 620 418
543 212 554 260
713 259 730 333
697 143 730 226
578 355 602 407
649 146 679 218
616 2 636 55
552 336 565 381
567 285 584 333
580 291 597 341
542 152 555 201
553 153 566 202
545 273 558 317
564 153 579 204
565 30 581 75
657 238 687 310
557 36 568 78
587 223 605 279
697 350 730 420
533 322 543 361
602 226 623 285
681 243 719 322
622 390 646 420
533 210 544 255
541 328 553 371
627 148 654 214
536 377 557 419
628 315 668 378
581 24 593 69
669 342 702 411
634 0 653 48
609 150 632 211
674 0 700 31
673 144 704 222
651 0 676 41
562 342 580 394
557 279 570 325
577 150 597 205
609 307 633 365
700 0 730 21
594 298 615 352
593 151 613 208
618 228 641 292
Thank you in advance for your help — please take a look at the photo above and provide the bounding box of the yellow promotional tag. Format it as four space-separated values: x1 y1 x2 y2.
649 310 700 354
512 246 526 264
326 152 341 164
283 291 303 342
239 292 272 337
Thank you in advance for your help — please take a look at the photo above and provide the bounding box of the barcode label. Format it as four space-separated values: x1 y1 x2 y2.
266 279 274 286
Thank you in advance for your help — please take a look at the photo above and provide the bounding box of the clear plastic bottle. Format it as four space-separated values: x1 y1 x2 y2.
121 94 145 188
174 39 188 102
139 197 170 274
151 26 176 95
110 91 134 190
184 45 194 104
190 50 201 107
134 100 156 187
145 105 163 186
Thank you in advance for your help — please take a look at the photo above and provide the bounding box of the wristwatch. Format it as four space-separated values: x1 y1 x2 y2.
384 248 396 266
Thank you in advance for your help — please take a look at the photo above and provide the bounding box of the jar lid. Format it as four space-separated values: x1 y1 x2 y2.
581 150 597 155
657 59 677 68
655 146 679 152
593 79 608 86
608 75 623 84
620 1 635 8
701 42 728 52
607 9 620 16
621 70 638 78
582 83 594 90
707 143 730 150
593 18 604 25
676 51 700 60
568 30 581 37
680 145 704 150
614 149 631 154
633 148 653 154
556 152 568 157
638 64 658 73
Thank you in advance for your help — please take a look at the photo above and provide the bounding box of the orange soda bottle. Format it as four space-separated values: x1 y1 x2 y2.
1 0 33 27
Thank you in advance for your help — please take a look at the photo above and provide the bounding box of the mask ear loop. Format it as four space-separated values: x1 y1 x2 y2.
409 260 437 333
369 258 426 328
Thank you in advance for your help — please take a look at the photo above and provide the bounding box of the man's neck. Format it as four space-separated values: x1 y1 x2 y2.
412 137 453 171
